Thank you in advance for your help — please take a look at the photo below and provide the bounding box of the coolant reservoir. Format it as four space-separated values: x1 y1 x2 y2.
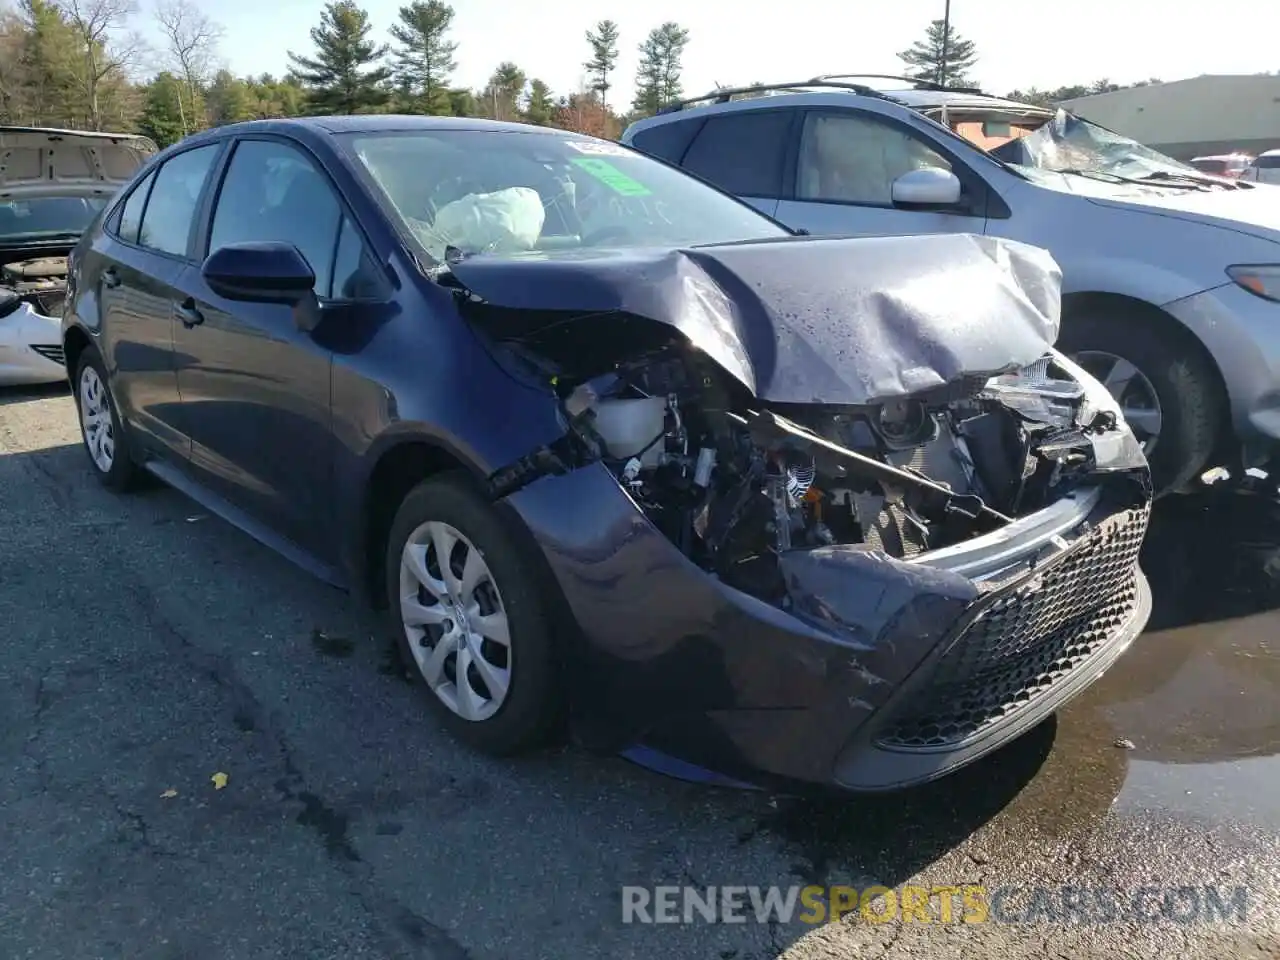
592 398 667 468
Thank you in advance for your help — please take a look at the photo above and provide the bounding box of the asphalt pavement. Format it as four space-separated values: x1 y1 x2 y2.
2 383 1278 960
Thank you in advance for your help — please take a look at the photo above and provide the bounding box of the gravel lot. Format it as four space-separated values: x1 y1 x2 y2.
3 383 1278 960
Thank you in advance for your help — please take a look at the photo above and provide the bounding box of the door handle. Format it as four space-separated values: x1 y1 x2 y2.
175 298 204 329
102 268 121 289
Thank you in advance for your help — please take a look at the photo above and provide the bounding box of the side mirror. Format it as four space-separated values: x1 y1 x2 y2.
202 241 316 304
891 168 964 210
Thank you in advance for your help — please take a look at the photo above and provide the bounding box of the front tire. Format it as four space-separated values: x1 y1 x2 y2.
73 346 141 492
386 472 562 756
1058 305 1222 497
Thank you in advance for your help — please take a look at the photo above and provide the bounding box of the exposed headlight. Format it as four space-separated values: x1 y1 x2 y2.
1226 264 1280 303
1050 350 1147 471
1046 350 1122 426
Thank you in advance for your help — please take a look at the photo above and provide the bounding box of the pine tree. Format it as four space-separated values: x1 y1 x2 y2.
583 19 619 107
205 68 255 124
523 78 553 126
447 87 476 116
12 0 81 126
632 22 688 117
138 71 187 147
287 0 390 115
482 61 524 122
897 18 978 88
388 0 457 115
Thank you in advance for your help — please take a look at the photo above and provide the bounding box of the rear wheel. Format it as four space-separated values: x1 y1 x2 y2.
1058 304 1222 497
386 472 562 755
73 347 141 492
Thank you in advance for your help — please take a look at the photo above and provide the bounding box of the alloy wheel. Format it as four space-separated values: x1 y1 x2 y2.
399 520 512 722
79 365 116 473
1072 350 1164 455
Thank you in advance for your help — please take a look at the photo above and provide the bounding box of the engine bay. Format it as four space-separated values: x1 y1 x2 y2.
491 343 1126 605
0 254 69 319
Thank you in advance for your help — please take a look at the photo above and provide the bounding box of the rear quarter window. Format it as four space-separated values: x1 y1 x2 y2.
629 117 706 164
115 170 156 244
680 110 793 198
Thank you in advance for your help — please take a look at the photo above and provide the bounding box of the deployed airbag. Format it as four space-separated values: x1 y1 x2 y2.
449 232 1063 405
420 187 545 262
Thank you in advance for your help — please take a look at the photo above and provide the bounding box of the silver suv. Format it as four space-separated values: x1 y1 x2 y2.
623 76 1280 496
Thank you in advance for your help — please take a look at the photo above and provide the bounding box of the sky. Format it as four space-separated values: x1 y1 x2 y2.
155 0 1280 105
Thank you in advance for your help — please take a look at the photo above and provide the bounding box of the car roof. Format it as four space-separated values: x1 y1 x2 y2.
185 115 582 140
1257 149 1280 158
625 79 1054 138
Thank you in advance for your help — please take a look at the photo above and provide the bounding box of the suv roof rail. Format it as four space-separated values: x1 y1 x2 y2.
654 74 991 116
655 79 885 115
810 73 987 96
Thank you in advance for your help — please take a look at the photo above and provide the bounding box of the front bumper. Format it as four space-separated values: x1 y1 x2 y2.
1164 281 1280 454
514 462 1152 793
833 492 1150 790
0 301 65 386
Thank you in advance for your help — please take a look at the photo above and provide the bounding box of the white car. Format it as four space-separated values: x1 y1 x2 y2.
1 126 155 385
1240 149 1280 186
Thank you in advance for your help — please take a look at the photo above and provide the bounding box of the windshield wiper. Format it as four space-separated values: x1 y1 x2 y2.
1138 171 1234 190
1057 168 1205 190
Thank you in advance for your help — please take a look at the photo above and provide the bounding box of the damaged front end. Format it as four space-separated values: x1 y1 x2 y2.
452 232 1152 789
490 345 1145 601
0 251 70 382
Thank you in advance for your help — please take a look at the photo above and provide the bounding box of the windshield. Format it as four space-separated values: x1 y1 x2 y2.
989 109 1202 181
343 130 788 262
0 196 107 244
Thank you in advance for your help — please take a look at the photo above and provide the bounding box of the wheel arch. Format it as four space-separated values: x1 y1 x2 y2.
62 324 93 384
1060 290 1236 472
359 438 482 608
359 434 582 713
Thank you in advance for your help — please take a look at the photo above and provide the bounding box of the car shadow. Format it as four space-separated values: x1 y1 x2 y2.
0 381 69 406
1138 476 1280 630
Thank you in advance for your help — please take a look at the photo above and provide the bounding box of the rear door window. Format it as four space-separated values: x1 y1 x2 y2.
680 111 793 198
137 144 220 257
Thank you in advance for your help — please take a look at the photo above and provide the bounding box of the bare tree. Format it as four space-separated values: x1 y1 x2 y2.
56 0 143 129
153 0 222 133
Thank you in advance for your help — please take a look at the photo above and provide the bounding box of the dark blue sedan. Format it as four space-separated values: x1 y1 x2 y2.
62 115 1153 791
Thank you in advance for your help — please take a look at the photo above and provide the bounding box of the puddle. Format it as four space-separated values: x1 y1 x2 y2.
1066 483 1280 830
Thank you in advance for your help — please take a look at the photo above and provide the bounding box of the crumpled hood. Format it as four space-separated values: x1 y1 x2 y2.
1086 182 1280 243
0 127 156 197
450 232 1062 406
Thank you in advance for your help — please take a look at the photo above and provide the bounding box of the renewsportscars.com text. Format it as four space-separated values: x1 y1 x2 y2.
621 884 1251 926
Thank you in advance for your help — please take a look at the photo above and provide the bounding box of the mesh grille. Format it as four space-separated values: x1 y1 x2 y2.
877 504 1149 750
